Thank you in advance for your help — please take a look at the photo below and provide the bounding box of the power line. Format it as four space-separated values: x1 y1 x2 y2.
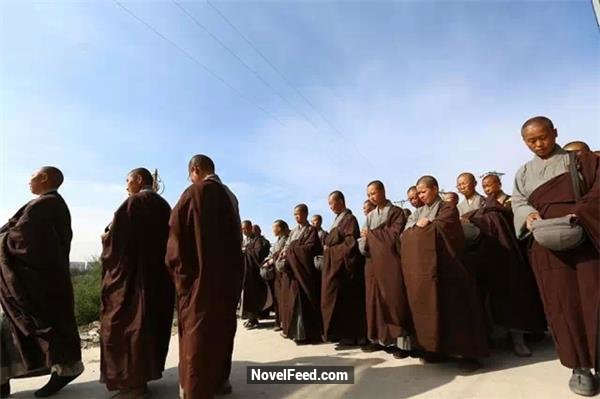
113 0 284 125
172 0 321 132
206 0 374 167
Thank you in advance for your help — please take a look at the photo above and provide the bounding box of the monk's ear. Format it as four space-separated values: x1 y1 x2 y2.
39 172 49 183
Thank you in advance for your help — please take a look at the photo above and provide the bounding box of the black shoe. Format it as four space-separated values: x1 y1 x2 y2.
273 325 282 332
334 339 359 351
569 369 598 397
215 379 232 396
35 372 82 397
1 382 9 398
392 349 410 359
361 343 384 353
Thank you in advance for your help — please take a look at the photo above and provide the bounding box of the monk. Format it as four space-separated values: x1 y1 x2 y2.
99 168 174 398
311 215 329 246
443 191 459 207
359 181 412 358
321 191 366 349
278 204 323 344
262 220 290 332
481 174 511 207
166 154 243 398
407 185 424 209
564 140 591 156
456 173 485 216
0 167 83 398
362 200 375 217
466 178 546 357
401 175 488 371
513 116 599 396
241 220 271 329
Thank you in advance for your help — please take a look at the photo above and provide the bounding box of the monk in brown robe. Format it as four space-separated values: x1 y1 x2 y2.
362 200 375 217
321 191 366 349
481 174 511 207
401 175 488 371
360 181 412 358
100 168 174 398
166 155 243 398
466 183 546 358
407 185 424 209
0 167 83 398
241 220 271 329
262 220 290 332
513 117 599 396
278 204 322 344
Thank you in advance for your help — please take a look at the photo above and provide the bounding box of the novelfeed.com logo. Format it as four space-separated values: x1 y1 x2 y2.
247 366 354 384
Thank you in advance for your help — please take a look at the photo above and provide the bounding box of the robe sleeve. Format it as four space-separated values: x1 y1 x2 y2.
165 191 197 294
101 198 134 273
405 209 418 229
573 152 600 252
511 165 538 239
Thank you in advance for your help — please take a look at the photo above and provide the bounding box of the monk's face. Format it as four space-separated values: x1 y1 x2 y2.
367 184 386 207
252 225 261 236
328 195 345 215
363 201 375 216
294 208 308 224
522 122 557 159
188 165 206 184
29 169 49 195
482 176 501 197
241 222 253 237
416 183 439 206
126 173 143 196
456 175 476 197
407 189 424 208
311 216 322 229
444 193 459 206
272 223 282 237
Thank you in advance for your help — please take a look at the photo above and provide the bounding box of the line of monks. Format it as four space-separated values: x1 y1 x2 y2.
0 115 598 399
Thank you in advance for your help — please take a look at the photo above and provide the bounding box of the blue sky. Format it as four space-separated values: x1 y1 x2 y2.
1 0 599 261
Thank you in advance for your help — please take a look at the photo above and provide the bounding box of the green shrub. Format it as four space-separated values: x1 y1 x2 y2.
72 257 102 326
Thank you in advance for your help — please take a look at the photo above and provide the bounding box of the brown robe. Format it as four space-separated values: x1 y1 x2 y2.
241 235 271 320
467 196 546 332
166 180 243 399
282 226 322 341
401 202 488 358
365 206 411 344
321 211 366 341
100 190 175 390
527 152 600 369
0 192 81 378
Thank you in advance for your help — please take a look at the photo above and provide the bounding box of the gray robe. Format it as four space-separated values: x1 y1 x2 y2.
457 193 485 216
405 197 443 229
512 146 571 239
358 201 393 256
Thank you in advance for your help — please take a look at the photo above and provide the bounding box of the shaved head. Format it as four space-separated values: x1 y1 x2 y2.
457 172 476 183
521 116 554 135
367 180 385 191
329 190 345 203
482 174 501 185
128 167 154 186
40 166 64 189
188 154 215 173
416 175 439 189
563 141 591 153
